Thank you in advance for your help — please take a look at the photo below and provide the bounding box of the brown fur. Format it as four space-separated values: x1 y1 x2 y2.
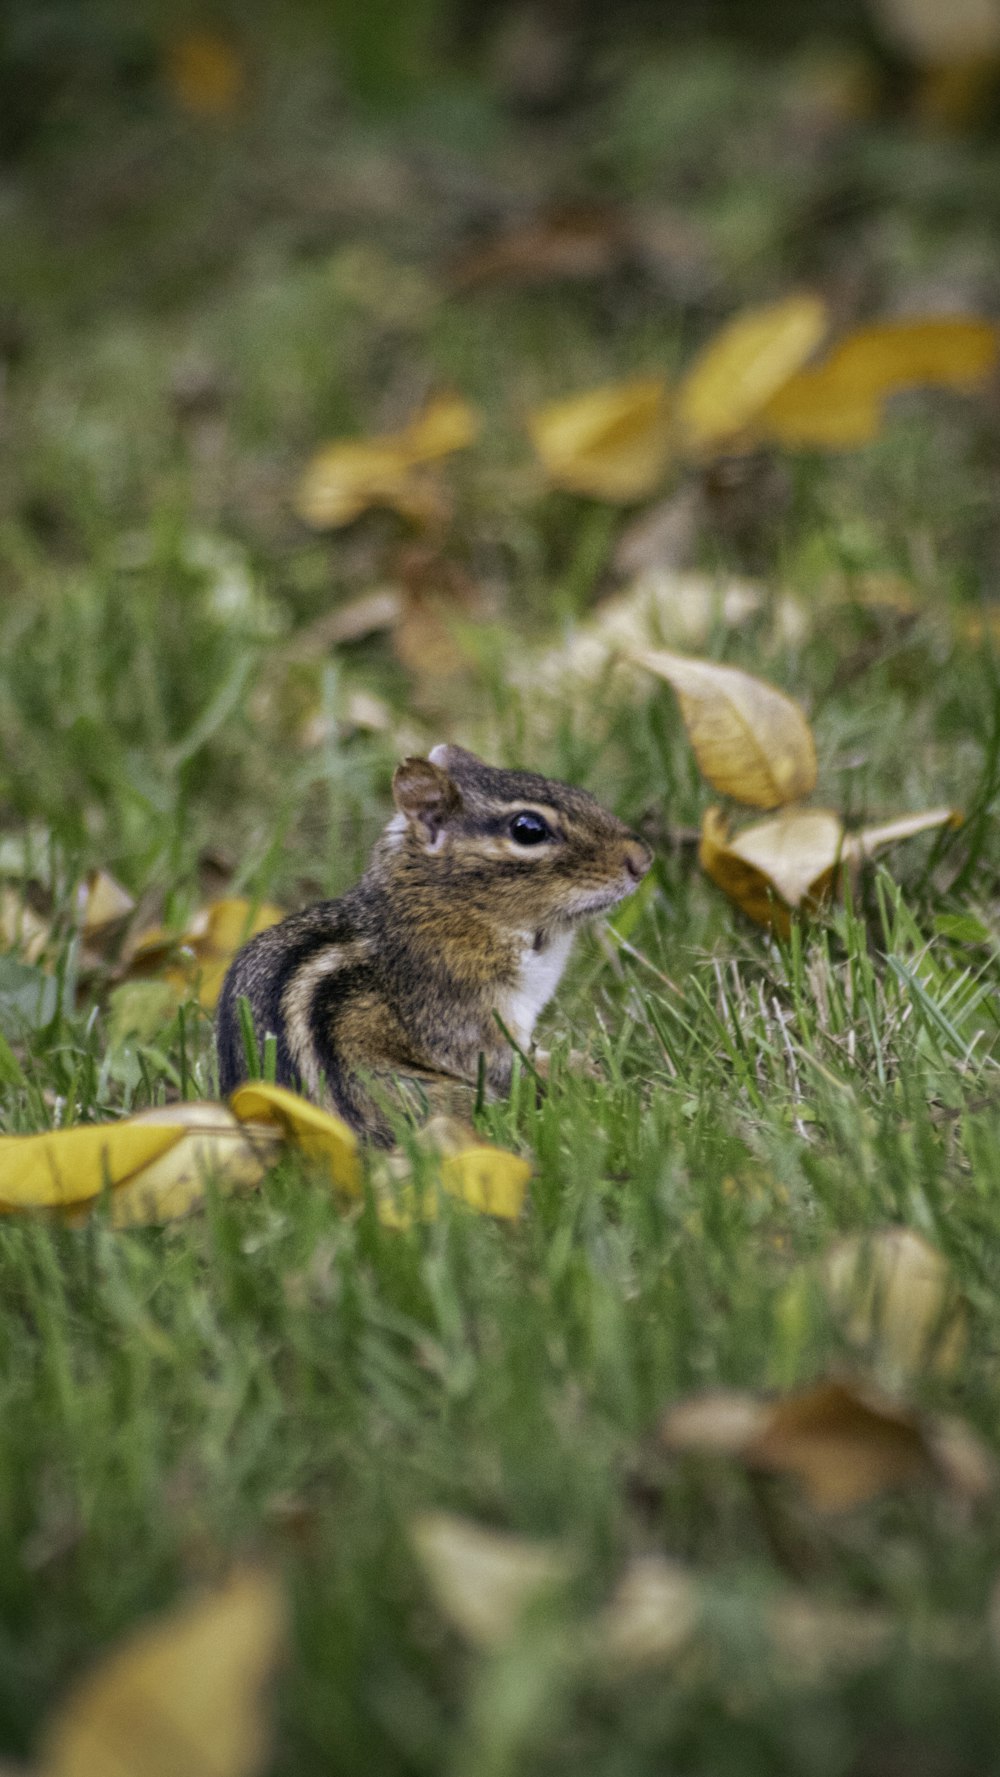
216 746 652 1144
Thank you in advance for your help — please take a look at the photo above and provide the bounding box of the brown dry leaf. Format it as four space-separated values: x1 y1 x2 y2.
755 318 1000 449
410 1513 570 1648
295 393 480 530
661 1377 994 1512
823 1228 968 1378
449 203 625 291
38 1569 285 1777
677 294 828 455
98 1104 280 1229
699 804 960 933
164 30 247 117
635 651 817 807
527 376 672 502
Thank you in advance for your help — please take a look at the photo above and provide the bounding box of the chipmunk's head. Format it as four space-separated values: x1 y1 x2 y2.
386 745 652 933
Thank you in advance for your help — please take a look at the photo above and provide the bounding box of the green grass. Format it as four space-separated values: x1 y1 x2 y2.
3 13 1000 1774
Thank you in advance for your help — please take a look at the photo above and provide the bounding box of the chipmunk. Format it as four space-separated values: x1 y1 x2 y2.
216 745 652 1146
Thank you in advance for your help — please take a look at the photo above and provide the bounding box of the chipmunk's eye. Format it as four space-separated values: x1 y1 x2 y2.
508 812 552 846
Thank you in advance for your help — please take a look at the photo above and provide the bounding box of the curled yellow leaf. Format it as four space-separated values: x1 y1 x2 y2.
229 1080 362 1194
295 393 480 529
0 1123 184 1212
700 804 962 933
38 1569 285 1777
756 318 1000 450
636 650 817 808
103 1103 279 1228
527 375 672 502
678 293 828 454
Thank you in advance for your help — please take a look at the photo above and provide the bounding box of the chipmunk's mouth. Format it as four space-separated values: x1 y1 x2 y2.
560 876 636 922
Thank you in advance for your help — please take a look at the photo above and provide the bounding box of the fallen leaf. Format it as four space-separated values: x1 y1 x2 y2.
229 1081 363 1195
874 0 1000 62
79 870 135 937
438 1145 531 1219
594 1556 700 1669
38 1569 285 1777
764 1595 896 1683
0 1103 279 1223
527 376 672 502
520 570 765 698
677 294 828 455
411 1513 570 1648
295 393 480 530
164 29 247 117
755 317 1000 449
449 203 625 291
99 1104 279 1228
699 804 961 934
843 807 963 859
636 651 817 807
127 898 284 1012
699 805 844 935
661 1376 993 1512
822 1228 967 1378
372 1116 531 1226
0 888 49 963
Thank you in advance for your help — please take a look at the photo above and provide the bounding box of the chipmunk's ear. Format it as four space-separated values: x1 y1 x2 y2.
392 756 462 850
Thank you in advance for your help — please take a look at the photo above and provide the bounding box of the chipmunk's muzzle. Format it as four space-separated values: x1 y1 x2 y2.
624 838 653 882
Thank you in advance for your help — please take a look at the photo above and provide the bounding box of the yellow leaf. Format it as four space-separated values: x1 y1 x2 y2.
410 1513 570 1648
295 394 480 530
756 318 1000 449
38 1569 285 1777
127 898 284 1012
636 650 817 807
527 376 672 502
229 1081 362 1194
439 1146 531 1219
700 804 962 933
399 392 481 459
822 1228 967 1378
677 294 828 454
844 806 962 859
164 30 246 117
0 1123 185 1212
699 805 843 934
101 1104 280 1228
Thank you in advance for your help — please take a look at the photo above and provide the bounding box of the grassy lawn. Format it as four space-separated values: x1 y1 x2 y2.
2 10 1000 1772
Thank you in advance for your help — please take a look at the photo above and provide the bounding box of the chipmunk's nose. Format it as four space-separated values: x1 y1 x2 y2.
624 837 653 881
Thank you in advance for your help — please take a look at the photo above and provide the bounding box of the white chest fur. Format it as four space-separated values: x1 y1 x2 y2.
499 929 575 1048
